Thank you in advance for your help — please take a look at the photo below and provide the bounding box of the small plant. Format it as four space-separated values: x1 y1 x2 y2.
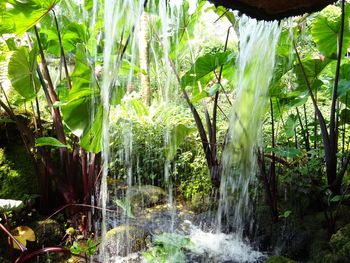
143 233 192 263
69 238 98 257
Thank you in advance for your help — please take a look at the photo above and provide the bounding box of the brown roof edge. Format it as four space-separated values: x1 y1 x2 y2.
208 0 337 21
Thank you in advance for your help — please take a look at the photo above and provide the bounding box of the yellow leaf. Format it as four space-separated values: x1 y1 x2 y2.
12 226 36 242
9 236 26 250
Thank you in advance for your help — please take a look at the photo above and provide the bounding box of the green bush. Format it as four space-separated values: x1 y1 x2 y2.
108 100 212 202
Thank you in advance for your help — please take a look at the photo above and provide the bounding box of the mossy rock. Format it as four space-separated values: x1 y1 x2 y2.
310 223 350 263
33 219 64 247
128 185 167 210
106 225 149 257
265 256 296 263
0 146 38 200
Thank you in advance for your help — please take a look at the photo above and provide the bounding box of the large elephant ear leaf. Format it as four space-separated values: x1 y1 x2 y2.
8 46 40 99
311 4 350 59
0 0 60 35
61 44 102 153
180 51 235 89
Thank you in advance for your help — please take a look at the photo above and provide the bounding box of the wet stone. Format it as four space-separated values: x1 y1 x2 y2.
105 225 150 257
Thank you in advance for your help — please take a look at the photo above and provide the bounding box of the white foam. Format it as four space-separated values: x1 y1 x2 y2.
188 223 265 263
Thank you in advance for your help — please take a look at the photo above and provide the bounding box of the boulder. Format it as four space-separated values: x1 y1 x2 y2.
34 219 64 247
105 225 149 257
265 256 296 263
128 185 167 211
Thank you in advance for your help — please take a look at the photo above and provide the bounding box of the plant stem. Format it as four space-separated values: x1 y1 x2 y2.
52 9 72 90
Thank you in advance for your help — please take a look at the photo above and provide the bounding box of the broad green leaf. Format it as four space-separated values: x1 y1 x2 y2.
114 198 135 219
311 5 350 58
61 44 102 153
278 91 309 109
190 90 207 103
165 124 194 160
181 51 235 89
340 61 350 80
339 108 350 125
338 79 350 98
8 46 40 99
331 194 350 202
35 137 66 148
338 80 350 107
294 58 330 90
0 0 61 35
70 241 82 254
206 6 235 26
266 147 303 158
285 114 298 138
79 107 103 153
86 239 97 256
40 16 88 56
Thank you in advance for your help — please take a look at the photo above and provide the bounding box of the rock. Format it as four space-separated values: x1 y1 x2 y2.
105 225 149 257
128 185 167 211
314 223 350 263
0 199 23 212
34 219 64 247
265 256 296 263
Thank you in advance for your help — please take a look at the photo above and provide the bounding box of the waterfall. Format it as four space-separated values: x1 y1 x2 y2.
98 0 143 261
92 0 282 260
217 16 281 238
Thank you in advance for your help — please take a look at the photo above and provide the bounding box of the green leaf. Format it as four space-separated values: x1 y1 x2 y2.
340 61 350 80
165 124 193 160
339 108 350 125
70 241 82 254
267 147 303 158
130 99 149 117
86 239 97 256
114 198 135 219
0 0 61 35
35 137 66 148
8 46 40 99
79 107 103 153
285 114 297 138
294 58 330 91
60 44 102 153
311 5 350 58
39 16 88 56
330 194 350 202
283 210 292 218
181 51 235 89
190 90 207 103
338 79 350 107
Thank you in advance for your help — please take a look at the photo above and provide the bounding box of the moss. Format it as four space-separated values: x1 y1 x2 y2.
32 219 64 247
265 256 296 263
311 224 350 263
0 146 38 200
106 225 149 256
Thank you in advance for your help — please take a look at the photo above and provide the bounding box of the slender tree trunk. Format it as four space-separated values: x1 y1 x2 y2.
139 12 151 105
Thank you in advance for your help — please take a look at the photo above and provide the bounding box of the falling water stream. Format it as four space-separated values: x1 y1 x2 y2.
217 16 281 236
94 0 282 261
